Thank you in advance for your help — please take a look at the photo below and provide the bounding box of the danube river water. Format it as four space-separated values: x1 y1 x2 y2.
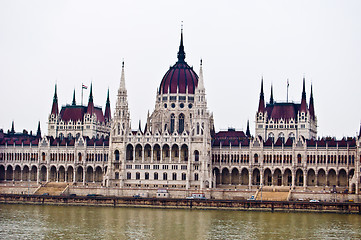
0 204 360 240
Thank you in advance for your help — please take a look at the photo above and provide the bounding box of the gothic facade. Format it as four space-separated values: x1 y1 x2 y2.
0 31 360 194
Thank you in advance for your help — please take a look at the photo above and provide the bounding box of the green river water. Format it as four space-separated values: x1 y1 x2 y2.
0 204 360 239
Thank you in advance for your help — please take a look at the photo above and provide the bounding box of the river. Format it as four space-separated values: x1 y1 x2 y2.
0 204 360 239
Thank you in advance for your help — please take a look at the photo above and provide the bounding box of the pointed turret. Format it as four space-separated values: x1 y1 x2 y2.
36 121 41 137
309 84 315 119
246 120 251 137
257 78 265 113
72 89 76 105
10 121 15 134
270 84 274 104
198 59 204 90
138 120 142 132
177 27 186 62
86 83 94 115
51 84 59 115
300 77 307 112
104 88 111 122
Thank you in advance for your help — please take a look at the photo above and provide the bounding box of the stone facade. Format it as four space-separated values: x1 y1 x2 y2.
0 31 360 195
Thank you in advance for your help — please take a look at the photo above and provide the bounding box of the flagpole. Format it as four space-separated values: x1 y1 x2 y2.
81 82 83 106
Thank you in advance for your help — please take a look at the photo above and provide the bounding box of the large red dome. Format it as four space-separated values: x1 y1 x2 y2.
159 31 198 94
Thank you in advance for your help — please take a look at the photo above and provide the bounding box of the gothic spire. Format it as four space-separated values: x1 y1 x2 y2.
258 78 265 113
51 84 59 115
270 84 274 104
87 83 94 115
198 59 204 90
309 84 315 119
120 61 126 91
246 120 251 137
300 77 307 112
36 121 41 137
177 27 186 62
88 83 93 103
104 88 111 121
72 89 76 105
11 121 15 134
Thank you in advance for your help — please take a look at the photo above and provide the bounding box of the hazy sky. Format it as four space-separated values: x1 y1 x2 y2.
1 0 360 138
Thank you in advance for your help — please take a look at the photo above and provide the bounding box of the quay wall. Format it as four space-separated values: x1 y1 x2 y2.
1 194 360 214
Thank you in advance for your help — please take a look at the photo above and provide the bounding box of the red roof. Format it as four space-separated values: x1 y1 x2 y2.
266 103 300 121
59 105 105 123
159 62 198 94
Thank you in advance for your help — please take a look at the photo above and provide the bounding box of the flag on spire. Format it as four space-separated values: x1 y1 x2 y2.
82 84 88 89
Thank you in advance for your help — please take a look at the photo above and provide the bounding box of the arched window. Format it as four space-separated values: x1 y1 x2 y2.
145 172 149 180
178 114 185 133
42 152 46 161
182 173 186 180
194 173 199 181
117 123 120 135
194 150 199 161
289 132 295 140
114 150 120 161
154 172 158 180
297 154 302 164
197 123 200 135
127 172 131 179
136 172 140 180
170 114 175 133
172 172 177 180
254 153 258 163
278 132 285 143
163 172 168 180
268 132 274 142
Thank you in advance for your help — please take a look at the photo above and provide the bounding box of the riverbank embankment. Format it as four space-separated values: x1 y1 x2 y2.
1 194 360 214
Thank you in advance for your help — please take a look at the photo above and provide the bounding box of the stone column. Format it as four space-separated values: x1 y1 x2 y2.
303 171 307 189
248 170 252 189
83 168 86 185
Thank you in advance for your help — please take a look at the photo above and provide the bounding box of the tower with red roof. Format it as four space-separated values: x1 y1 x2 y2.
255 77 317 142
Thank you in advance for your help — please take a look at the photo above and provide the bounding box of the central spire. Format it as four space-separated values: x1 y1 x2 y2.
177 26 186 62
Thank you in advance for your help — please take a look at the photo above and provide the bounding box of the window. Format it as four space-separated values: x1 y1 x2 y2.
127 172 131 179
114 150 120 161
153 165 159 170
136 172 140 180
194 173 199 181
145 172 149 180
182 173 186 180
115 172 119 179
162 165 168 170
181 165 187 170
178 114 185 133
126 165 132 169
194 150 199 161
170 114 175 133
163 172 168 180
172 173 177 180
154 172 158 180
135 165 141 169
144 165 150 169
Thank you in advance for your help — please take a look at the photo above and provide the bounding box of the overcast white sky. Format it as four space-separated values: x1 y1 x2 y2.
0 0 360 138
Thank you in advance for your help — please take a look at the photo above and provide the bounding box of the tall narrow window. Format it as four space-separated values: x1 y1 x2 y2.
170 114 175 133
178 113 185 133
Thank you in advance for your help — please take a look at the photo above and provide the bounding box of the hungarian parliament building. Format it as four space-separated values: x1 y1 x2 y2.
1 32 360 195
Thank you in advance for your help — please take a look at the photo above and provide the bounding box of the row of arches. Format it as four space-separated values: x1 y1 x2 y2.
212 167 354 188
0 165 104 183
212 153 356 166
117 144 196 162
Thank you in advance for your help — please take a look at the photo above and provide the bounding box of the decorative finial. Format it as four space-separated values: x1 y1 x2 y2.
200 58 202 66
